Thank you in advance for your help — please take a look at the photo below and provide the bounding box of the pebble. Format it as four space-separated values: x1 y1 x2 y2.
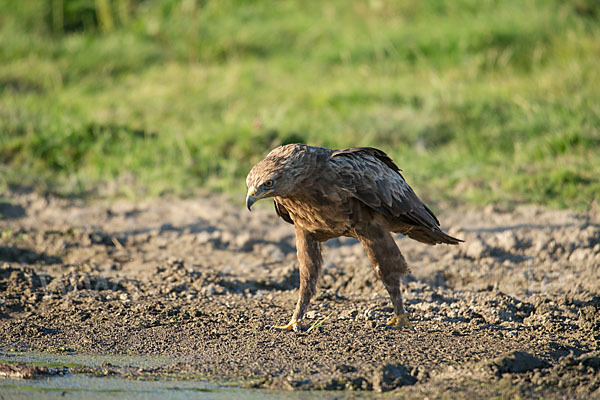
338 309 358 320
363 309 375 320
568 248 590 263
496 231 519 251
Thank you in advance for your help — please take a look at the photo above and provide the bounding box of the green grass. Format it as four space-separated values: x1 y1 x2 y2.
0 0 599 209
307 312 334 333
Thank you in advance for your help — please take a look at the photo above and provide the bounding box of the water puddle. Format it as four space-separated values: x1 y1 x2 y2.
2 375 223 399
0 351 361 399
0 350 175 369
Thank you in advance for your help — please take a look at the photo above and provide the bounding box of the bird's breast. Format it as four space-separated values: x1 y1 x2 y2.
277 196 352 240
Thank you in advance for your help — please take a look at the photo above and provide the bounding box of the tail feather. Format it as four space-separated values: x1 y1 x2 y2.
405 226 463 245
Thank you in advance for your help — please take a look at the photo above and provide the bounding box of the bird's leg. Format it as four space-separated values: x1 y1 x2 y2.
275 227 322 331
357 226 413 330
383 284 413 330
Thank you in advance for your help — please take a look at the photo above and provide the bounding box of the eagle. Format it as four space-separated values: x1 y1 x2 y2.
246 144 462 331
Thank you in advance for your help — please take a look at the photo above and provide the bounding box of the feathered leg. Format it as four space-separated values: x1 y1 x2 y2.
357 225 413 330
276 226 322 331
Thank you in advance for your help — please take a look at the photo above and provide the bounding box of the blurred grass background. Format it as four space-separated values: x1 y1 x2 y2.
0 0 598 209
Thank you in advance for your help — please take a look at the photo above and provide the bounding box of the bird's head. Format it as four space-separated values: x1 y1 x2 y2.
245 144 306 211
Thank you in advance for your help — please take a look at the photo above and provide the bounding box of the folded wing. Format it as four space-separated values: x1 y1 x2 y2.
330 147 462 245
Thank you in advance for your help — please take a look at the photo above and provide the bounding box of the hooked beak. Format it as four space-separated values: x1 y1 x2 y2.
246 192 257 211
245 186 272 211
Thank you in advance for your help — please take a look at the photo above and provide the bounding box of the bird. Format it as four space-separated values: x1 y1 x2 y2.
245 144 462 331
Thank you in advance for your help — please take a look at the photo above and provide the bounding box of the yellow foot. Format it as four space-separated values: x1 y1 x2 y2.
386 313 414 330
274 320 300 332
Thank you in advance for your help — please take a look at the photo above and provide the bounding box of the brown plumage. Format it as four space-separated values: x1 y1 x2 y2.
246 144 462 330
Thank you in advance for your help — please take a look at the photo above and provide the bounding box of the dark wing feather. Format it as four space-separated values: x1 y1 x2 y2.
274 200 294 225
330 147 461 245
331 147 403 177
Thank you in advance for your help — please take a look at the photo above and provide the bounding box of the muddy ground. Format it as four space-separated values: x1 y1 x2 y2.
0 188 599 398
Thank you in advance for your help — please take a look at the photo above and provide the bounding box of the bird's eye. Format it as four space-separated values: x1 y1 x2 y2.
264 180 274 187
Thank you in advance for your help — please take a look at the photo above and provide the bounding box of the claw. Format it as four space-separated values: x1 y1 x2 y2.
386 313 414 330
274 320 300 331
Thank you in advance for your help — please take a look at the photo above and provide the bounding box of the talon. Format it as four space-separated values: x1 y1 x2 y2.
274 320 300 331
386 313 414 330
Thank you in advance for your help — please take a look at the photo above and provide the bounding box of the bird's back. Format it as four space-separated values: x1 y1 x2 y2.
271 145 461 245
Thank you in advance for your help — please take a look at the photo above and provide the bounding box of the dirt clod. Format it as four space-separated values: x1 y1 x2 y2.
372 363 417 392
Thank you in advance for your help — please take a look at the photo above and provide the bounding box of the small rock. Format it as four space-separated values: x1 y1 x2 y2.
569 248 590 263
270 248 285 261
203 283 223 296
234 232 253 251
195 231 212 244
496 231 519 251
482 351 548 377
305 310 317 319
372 363 417 392
339 309 358 320
533 237 549 253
